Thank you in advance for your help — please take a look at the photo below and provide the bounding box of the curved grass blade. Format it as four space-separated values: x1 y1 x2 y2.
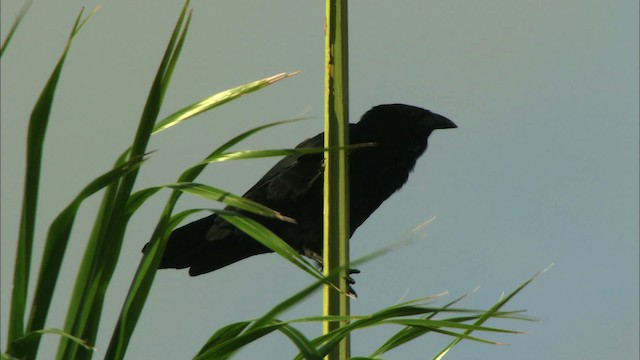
173 118 308 185
381 319 522 336
309 305 517 359
14 157 144 358
7 328 95 358
6 6 94 348
201 142 374 164
169 182 295 222
421 327 507 346
194 321 287 360
249 272 333 334
218 212 319 278
196 321 322 360
310 301 485 357
129 183 295 223
203 148 324 163
152 72 298 135
432 269 545 360
206 118 308 154
199 321 252 352
124 187 162 218
276 324 323 360
371 291 469 357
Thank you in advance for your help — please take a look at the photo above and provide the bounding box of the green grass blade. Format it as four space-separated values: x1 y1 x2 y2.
276 324 323 360
104 199 179 360
198 321 252 351
249 271 339 334
194 321 286 360
55 154 125 359
168 182 295 222
201 143 373 165
11 158 144 359
421 327 507 346
57 4 192 359
171 118 308 187
432 270 544 360
381 319 522 335
209 119 306 153
125 187 163 218
371 292 469 357
128 181 299 226
197 321 322 360
152 73 298 134
203 148 325 162
0 0 32 57
8 328 95 358
311 304 457 357
6 7 92 348
218 213 321 279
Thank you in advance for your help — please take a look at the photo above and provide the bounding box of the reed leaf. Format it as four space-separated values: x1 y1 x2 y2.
19 157 144 355
57 3 192 359
6 6 94 355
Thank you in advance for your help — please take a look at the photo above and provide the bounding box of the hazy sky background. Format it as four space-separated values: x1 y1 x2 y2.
1 1 638 359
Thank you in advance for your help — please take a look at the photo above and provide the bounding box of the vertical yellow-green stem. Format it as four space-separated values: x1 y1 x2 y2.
323 0 350 359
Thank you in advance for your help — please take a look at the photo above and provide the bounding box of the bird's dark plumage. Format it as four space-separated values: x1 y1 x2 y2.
150 104 456 276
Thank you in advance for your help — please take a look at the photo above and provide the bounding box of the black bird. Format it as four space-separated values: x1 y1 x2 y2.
151 104 456 277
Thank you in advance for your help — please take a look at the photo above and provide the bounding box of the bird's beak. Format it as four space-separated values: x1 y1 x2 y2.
429 114 457 130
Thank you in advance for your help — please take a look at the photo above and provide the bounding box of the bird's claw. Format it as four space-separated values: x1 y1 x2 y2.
346 268 360 298
312 257 360 298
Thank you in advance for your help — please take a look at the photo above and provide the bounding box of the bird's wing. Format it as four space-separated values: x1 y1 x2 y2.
206 124 363 243
246 123 365 202
243 131 326 203
203 132 326 244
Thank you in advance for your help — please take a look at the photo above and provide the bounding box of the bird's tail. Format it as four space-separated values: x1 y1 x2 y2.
143 214 271 276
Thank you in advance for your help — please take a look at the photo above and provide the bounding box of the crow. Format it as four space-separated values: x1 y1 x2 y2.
149 104 456 278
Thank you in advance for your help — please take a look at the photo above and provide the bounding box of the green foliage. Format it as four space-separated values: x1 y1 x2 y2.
2 1 538 359
5 6 97 355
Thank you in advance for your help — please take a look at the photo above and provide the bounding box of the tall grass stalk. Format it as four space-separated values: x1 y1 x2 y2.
322 0 351 359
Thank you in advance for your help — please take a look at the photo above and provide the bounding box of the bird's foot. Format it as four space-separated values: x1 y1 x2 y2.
307 252 359 297
346 268 360 298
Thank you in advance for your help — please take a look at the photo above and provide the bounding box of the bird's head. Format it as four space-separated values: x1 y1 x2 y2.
357 104 456 144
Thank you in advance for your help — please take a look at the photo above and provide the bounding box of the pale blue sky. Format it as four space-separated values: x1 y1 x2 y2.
2 1 638 359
